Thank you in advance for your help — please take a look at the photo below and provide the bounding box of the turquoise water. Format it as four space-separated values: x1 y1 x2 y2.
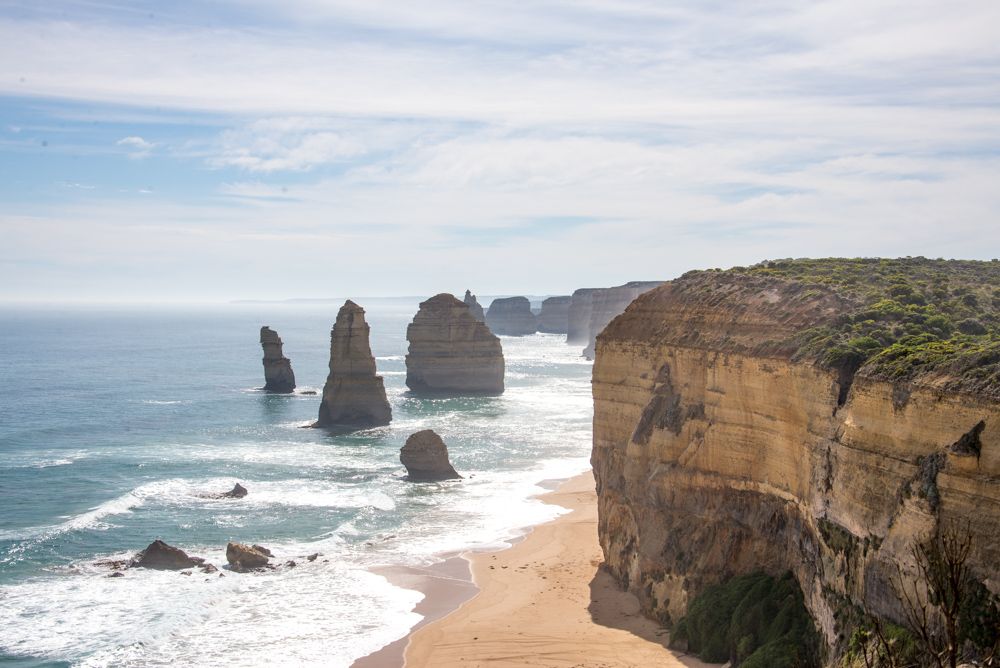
0 300 593 667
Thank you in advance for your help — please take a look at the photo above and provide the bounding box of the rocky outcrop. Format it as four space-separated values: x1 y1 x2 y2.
405 294 504 395
314 300 392 430
226 542 270 571
463 290 485 321
485 296 537 336
591 269 1000 658
201 483 248 499
260 326 296 393
132 540 205 570
581 281 663 359
537 296 571 334
222 483 248 498
400 429 461 481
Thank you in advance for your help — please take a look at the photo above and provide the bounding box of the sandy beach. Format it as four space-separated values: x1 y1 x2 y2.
380 470 709 668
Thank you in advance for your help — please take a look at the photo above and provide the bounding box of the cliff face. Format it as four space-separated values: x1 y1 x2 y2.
591 271 1000 655
537 296 571 334
406 293 505 395
485 296 538 336
315 300 392 429
260 326 296 393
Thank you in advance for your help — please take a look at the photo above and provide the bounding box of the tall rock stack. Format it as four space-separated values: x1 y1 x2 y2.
463 289 485 321
485 296 537 336
566 288 598 344
582 281 664 359
314 300 392 429
260 326 296 393
537 296 571 334
405 293 504 395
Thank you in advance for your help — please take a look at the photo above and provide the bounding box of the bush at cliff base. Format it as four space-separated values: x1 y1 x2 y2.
670 571 821 668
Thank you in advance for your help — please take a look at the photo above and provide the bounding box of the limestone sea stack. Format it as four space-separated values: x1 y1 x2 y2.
400 429 461 481
463 289 485 321
485 296 537 336
315 300 392 429
260 326 296 393
536 296 571 334
405 293 504 395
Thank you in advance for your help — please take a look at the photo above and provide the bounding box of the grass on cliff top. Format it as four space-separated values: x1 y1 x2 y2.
725 258 1000 396
670 571 821 667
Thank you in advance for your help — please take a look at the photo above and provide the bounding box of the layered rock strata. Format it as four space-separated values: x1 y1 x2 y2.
537 296 571 334
315 300 392 430
405 294 504 395
260 326 296 393
485 296 537 336
581 281 663 359
463 290 485 321
591 271 1000 658
400 429 462 481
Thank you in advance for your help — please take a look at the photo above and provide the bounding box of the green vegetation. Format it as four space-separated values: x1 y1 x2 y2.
733 258 1000 397
670 572 821 667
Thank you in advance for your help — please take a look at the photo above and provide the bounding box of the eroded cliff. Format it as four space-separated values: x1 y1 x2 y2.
591 260 1000 659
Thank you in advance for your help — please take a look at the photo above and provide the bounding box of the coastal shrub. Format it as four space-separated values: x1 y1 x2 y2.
729 258 1000 398
671 572 820 667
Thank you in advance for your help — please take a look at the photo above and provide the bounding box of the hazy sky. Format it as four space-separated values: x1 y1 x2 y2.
2 1 999 302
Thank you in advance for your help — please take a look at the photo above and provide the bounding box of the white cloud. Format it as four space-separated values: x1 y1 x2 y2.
1 1 999 300
208 119 366 172
116 135 154 157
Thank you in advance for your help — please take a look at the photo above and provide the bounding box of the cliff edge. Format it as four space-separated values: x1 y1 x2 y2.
591 258 1000 660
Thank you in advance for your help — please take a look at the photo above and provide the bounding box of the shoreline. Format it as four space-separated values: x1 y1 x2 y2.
355 470 710 668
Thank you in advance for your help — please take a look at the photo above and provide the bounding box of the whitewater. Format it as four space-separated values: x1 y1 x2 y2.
0 299 593 667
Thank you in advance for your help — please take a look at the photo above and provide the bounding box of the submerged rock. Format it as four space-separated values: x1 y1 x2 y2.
463 289 485 321
537 296 571 334
131 540 205 570
260 326 296 393
222 483 248 499
226 542 270 571
485 296 537 336
400 429 462 481
405 293 504 395
314 300 392 430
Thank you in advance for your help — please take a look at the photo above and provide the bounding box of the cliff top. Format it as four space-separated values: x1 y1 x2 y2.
612 258 1000 399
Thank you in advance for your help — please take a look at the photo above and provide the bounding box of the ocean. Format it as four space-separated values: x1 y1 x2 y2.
0 299 593 667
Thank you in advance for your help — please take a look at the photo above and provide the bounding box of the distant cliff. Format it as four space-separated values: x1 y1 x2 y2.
591 259 1000 659
566 282 663 357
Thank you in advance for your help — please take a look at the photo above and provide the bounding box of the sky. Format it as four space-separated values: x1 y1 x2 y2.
1 0 999 303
